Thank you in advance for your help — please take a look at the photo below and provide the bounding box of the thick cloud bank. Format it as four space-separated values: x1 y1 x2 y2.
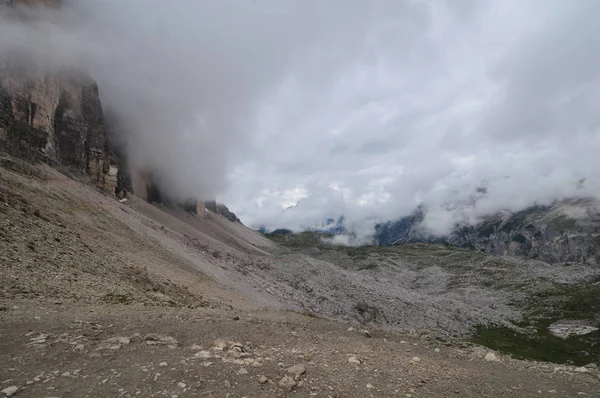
2 1 600 239
1 0 339 199
220 0 600 238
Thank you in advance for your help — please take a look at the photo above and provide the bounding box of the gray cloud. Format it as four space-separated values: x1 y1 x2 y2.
3 1 600 239
220 0 600 238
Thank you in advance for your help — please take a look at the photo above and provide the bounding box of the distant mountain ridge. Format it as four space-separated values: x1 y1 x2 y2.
264 197 600 265
376 197 600 265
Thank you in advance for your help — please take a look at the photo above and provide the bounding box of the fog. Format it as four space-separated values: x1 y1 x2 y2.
3 0 600 240
2 0 359 199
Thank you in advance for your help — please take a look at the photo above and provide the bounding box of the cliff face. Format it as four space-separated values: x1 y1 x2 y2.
205 200 241 222
0 67 118 193
446 198 600 265
0 0 119 194
378 198 600 265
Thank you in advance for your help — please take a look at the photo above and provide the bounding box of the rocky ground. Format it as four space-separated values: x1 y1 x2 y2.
1 155 599 397
1 302 599 398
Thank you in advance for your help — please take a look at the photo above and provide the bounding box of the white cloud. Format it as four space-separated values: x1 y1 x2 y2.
220 0 600 238
4 0 600 239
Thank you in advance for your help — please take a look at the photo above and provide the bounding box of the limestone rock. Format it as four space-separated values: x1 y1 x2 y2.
348 356 361 364
1 386 18 397
278 376 296 392
105 336 131 345
145 334 178 346
484 352 499 362
258 376 269 384
286 363 306 380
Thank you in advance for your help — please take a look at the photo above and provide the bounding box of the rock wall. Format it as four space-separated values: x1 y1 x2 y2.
380 198 600 265
0 0 119 194
0 67 118 193
205 200 241 222
445 199 600 265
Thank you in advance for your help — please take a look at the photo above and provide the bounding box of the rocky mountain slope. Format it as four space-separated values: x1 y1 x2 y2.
1 154 599 397
0 1 598 396
376 198 600 265
0 0 237 219
0 46 118 194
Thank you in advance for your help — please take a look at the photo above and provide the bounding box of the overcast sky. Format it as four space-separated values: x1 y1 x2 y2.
3 0 600 238
218 0 600 235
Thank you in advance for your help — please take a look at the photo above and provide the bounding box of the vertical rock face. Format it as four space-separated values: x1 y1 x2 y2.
0 67 118 193
0 0 119 194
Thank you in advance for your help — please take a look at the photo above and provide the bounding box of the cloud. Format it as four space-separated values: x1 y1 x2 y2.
220 0 600 238
3 1 600 239
1 0 347 200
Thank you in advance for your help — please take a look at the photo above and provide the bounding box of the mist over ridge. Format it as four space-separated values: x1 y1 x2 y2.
3 0 600 240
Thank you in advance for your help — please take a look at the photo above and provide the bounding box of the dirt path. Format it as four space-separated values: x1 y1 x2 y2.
1 301 598 398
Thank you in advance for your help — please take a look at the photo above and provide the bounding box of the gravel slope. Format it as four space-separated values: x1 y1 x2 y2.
1 155 599 397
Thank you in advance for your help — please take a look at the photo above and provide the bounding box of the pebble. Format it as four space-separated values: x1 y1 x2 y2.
177 382 186 388
348 356 361 365
105 336 131 345
194 351 212 359
1 386 18 397
278 376 296 392
258 376 269 384
366 383 374 389
159 362 168 367
145 334 178 346
410 357 421 364
237 368 249 375
286 364 306 380
484 352 499 362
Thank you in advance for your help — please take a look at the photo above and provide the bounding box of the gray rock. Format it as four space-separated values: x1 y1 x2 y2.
348 356 361 364
105 336 131 345
1 386 18 397
286 364 306 380
145 334 178 346
258 376 269 384
485 352 499 362
278 376 296 391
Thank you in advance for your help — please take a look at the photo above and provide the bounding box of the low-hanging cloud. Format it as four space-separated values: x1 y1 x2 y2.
220 0 600 239
3 1 600 240
1 0 364 200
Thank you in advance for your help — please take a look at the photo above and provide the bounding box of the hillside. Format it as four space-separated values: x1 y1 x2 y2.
0 1 599 396
1 156 600 397
374 199 600 265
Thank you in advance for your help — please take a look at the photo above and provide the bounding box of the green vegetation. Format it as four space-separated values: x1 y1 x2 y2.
473 279 600 365
512 233 527 244
473 325 600 365
264 230 336 248
554 215 577 232
267 230 599 365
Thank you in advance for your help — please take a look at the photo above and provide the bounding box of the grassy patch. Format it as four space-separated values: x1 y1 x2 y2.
554 215 577 232
512 233 527 244
473 325 600 365
472 280 600 365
